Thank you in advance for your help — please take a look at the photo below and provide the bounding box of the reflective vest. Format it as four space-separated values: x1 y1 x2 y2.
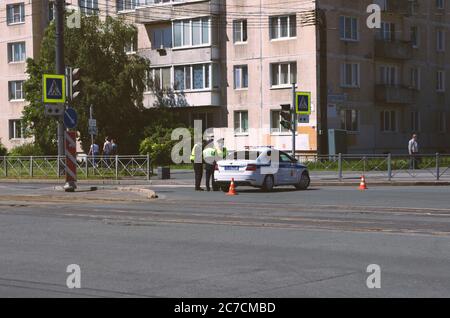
190 144 201 162
203 147 216 164
215 147 228 160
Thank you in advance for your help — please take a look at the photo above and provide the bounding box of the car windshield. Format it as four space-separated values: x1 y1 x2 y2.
227 151 261 160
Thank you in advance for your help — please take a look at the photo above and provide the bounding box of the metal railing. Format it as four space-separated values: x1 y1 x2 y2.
297 153 450 181
0 155 151 180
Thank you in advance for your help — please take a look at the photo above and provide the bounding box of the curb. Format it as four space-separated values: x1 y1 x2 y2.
311 181 450 187
116 187 158 199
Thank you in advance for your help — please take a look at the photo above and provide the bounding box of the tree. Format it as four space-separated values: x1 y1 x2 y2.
23 14 150 154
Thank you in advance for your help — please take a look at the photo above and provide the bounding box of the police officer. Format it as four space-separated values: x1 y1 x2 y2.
203 140 216 191
190 141 204 191
212 138 228 191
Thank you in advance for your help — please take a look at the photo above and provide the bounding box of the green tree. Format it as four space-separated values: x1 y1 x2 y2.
23 14 150 154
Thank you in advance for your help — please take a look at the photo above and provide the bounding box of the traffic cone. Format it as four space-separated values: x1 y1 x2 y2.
227 178 238 196
359 175 368 190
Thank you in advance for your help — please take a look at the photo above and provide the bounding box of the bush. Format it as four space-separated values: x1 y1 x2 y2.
0 140 7 156
139 126 176 167
8 143 44 156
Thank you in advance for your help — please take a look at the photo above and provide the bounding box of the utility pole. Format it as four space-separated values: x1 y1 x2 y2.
291 83 297 157
55 0 65 158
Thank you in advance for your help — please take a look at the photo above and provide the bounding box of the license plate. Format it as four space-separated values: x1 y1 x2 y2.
225 166 240 171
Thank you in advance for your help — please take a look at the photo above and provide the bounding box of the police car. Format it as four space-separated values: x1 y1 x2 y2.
214 147 310 192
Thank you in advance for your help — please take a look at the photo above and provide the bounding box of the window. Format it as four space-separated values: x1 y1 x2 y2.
378 22 395 42
173 17 210 48
270 15 296 40
437 0 445 10
438 112 447 133
340 109 359 132
271 62 297 87
7 42 26 63
234 65 248 89
8 81 24 101
379 65 398 86
437 70 446 92
233 20 247 43
410 67 421 90
153 27 172 49
9 120 24 139
174 64 215 91
339 16 358 41
125 37 137 54
48 1 55 21
380 110 397 132
79 0 98 15
410 111 420 132
7 3 25 25
117 0 137 12
234 111 249 134
341 63 360 88
410 26 419 48
437 29 446 52
271 110 289 133
148 67 171 91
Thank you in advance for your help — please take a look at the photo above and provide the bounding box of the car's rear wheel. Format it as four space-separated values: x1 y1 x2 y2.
295 171 310 190
262 175 274 192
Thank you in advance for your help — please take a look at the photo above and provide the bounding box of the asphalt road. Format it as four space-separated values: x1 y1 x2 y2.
0 182 449 297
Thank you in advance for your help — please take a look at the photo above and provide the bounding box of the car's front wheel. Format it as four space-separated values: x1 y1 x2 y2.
262 175 275 192
295 171 310 190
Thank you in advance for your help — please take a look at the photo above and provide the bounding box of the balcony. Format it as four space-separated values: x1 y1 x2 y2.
140 46 220 66
375 40 413 60
381 0 417 16
375 85 415 104
143 90 221 108
134 0 221 24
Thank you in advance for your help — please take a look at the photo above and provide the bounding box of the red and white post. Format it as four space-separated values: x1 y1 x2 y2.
64 131 77 192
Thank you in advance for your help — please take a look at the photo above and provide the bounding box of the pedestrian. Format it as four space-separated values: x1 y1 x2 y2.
111 138 118 156
203 140 216 192
88 141 100 168
190 140 204 191
408 133 419 169
103 136 112 167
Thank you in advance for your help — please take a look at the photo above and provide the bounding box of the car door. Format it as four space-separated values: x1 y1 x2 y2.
278 152 294 184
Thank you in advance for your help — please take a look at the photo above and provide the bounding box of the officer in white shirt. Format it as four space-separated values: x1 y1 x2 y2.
408 134 419 169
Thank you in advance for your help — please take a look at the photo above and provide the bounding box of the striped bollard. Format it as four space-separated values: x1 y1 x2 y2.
64 131 77 192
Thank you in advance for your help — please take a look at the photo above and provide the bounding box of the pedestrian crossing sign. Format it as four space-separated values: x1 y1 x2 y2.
295 92 311 115
43 74 65 103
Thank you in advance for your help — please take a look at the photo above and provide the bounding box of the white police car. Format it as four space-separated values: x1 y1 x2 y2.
214 147 310 192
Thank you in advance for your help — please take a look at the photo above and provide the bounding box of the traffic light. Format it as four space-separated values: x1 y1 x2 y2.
280 104 293 131
71 68 81 101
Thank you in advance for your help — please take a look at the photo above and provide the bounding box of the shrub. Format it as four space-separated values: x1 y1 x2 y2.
8 143 44 156
139 126 176 167
0 140 7 156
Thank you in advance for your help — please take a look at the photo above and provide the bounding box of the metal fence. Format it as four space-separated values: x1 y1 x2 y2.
297 153 450 181
0 155 151 180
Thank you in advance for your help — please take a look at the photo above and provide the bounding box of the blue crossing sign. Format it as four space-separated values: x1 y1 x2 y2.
64 108 78 129
43 74 65 104
295 92 311 115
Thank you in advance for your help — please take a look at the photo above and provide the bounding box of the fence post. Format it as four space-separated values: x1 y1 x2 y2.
146 154 150 181
3 156 7 177
387 153 392 181
30 156 34 178
436 153 440 181
115 155 119 180
338 153 343 181
85 156 89 179
57 155 60 178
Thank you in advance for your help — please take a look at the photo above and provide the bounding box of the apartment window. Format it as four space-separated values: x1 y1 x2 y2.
234 65 248 89
48 1 55 21
7 42 26 63
271 62 297 87
174 64 213 91
339 16 358 41
270 15 296 40
340 109 359 132
125 37 137 54
173 17 210 48
437 29 446 52
437 70 446 92
233 20 248 43
380 110 397 132
9 120 24 139
379 65 398 86
379 22 395 42
7 3 25 25
8 81 24 101
341 63 360 88
410 67 421 90
437 0 445 9
79 0 98 15
438 112 447 133
234 111 249 134
271 110 289 133
117 0 137 12
410 111 420 132
410 26 419 48
148 67 171 91
152 27 172 49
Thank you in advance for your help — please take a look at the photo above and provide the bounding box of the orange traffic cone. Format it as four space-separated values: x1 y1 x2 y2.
227 178 238 196
359 175 368 190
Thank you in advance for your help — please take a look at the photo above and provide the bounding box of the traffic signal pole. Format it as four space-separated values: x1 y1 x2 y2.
55 0 65 158
291 83 296 157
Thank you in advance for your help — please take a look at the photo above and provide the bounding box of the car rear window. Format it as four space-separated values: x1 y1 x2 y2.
227 151 261 160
